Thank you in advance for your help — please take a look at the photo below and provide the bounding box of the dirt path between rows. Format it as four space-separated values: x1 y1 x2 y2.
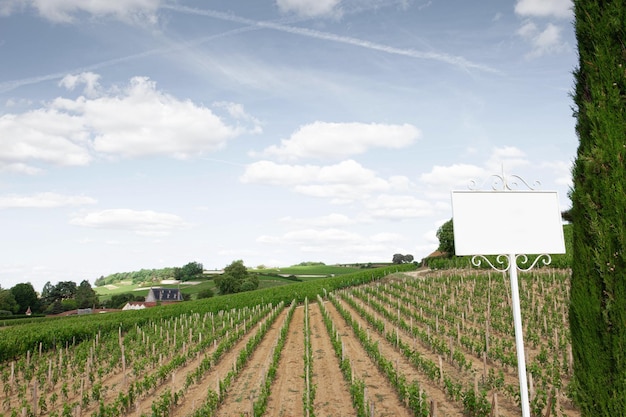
214 308 290 416
172 308 288 417
386 274 579 416
345 290 520 416
264 306 305 417
325 300 413 417
333 295 465 417
309 301 354 417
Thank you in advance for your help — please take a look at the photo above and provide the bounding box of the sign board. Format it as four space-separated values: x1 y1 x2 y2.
451 190 566 256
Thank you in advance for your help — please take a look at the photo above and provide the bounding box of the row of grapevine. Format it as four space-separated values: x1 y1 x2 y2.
302 298 315 417
0 264 417 363
1 303 278 417
347 270 577 417
328 293 434 417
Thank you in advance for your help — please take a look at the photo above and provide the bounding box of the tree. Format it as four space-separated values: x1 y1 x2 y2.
569 1 626 415
41 281 54 303
0 287 18 314
214 260 258 294
436 219 455 255
174 261 204 282
76 280 99 309
10 283 39 314
392 253 414 264
50 281 77 302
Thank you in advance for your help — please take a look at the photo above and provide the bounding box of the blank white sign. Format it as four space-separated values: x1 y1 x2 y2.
451 191 566 256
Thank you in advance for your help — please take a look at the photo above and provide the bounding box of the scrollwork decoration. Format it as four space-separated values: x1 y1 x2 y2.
471 254 552 272
467 171 540 192
516 254 552 272
471 255 510 272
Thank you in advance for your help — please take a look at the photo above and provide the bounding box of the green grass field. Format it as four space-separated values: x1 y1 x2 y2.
251 264 364 275
94 264 366 302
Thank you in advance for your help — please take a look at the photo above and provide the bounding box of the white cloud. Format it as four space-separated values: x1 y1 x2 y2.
280 213 360 227
420 147 531 192
0 108 91 172
370 232 403 243
517 22 568 58
254 121 420 161
58 76 254 159
213 101 262 131
276 0 341 18
420 163 486 189
70 208 188 236
486 146 529 172
541 160 572 186
2 74 257 169
364 194 434 219
0 192 97 208
514 0 572 19
242 159 409 202
257 227 408 259
1 0 162 23
59 72 102 98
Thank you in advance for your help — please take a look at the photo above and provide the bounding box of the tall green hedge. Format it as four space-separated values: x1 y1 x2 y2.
570 0 626 415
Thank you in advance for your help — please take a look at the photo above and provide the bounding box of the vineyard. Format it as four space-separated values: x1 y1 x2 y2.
0 267 580 417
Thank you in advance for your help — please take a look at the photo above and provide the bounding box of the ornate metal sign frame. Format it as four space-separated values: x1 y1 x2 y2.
450 169 565 417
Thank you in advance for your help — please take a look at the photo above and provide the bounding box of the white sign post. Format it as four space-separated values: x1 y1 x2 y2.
451 172 565 417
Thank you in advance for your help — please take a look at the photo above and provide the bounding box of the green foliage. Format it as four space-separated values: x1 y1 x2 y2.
462 389 491 417
94 267 176 287
10 283 39 314
436 218 455 255
0 287 18 314
0 263 414 362
75 280 98 309
392 253 414 264
173 261 204 282
60 299 78 311
103 293 144 309
295 261 325 266
570 0 626 415
196 288 214 299
214 260 259 294
251 264 362 276
426 224 573 270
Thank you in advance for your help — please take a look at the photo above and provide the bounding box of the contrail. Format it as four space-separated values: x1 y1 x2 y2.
162 4 498 73
0 19 289 94
0 5 496 94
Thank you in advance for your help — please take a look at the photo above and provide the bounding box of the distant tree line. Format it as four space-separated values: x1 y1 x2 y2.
95 262 204 287
0 280 98 316
94 267 177 287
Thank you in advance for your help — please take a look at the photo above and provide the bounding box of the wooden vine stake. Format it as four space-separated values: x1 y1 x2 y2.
544 394 554 417
31 382 37 417
438 356 443 385
483 352 488 381
429 400 437 417
121 344 127 387
10 361 15 392
490 392 498 417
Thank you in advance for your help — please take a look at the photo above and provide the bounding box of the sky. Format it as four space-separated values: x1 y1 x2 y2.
0 0 578 292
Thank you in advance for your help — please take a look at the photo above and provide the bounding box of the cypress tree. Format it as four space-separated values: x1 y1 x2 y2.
570 0 626 415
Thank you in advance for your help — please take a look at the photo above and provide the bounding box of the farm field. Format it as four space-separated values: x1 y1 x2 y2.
94 264 363 301
0 268 580 417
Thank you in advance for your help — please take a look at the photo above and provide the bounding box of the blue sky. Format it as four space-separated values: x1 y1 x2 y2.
0 0 576 291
